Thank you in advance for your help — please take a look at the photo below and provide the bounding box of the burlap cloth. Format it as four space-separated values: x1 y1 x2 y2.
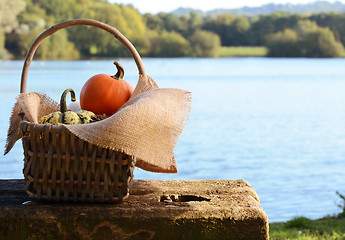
4 75 191 173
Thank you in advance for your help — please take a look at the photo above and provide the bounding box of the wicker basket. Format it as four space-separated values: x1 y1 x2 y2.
19 19 147 203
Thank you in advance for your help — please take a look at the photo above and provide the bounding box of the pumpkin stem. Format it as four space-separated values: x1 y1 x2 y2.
113 61 124 80
60 88 76 113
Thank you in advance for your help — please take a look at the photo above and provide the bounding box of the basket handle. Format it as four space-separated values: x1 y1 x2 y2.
20 19 147 93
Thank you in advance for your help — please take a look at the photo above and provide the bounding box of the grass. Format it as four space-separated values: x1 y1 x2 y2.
218 46 345 58
218 46 268 57
269 214 345 240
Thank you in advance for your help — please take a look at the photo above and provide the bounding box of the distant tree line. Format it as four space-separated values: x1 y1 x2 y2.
0 0 344 59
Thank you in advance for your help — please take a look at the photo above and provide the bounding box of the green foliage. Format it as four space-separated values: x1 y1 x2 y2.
40 30 80 60
0 0 26 33
250 12 303 46
336 191 345 217
234 16 251 33
270 216 345 240
301 28 344 57
149 31 190 57
188 30 220 57
0 0 26 59
266 19 345 57
159 13 185 34
148 11 203 39
266 29 300 57
186 11 203 33
0 26 4 49
32 0 80 22
64 2 148 58
310 13 345 46
295 19 319 36
5 22 44 57
285 217 314 229
269 192 345 239
5 24 79 59
0 47 9 60
144 13 164 32
2 0 345 58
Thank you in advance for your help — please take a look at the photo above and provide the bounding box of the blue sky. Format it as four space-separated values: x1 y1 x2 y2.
111 0 345 14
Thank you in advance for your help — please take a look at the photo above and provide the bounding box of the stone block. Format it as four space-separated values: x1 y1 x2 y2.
0 179 269 240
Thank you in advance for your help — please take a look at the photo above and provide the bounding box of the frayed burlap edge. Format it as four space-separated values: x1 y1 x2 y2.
4 92 59 155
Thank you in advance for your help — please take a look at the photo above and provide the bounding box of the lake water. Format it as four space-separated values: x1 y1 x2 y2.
1 57 345 223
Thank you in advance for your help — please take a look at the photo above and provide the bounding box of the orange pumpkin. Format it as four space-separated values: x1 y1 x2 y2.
80 61 134 116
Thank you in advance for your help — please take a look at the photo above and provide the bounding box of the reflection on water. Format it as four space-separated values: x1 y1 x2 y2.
1 58 345 222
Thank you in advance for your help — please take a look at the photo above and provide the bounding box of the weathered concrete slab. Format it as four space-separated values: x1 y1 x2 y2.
0 179 269 240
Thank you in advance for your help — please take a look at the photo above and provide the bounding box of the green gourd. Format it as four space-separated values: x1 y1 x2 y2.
39 89 95 125
77 110 96 124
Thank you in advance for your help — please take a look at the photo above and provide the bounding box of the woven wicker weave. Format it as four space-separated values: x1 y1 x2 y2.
19 19 146 203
